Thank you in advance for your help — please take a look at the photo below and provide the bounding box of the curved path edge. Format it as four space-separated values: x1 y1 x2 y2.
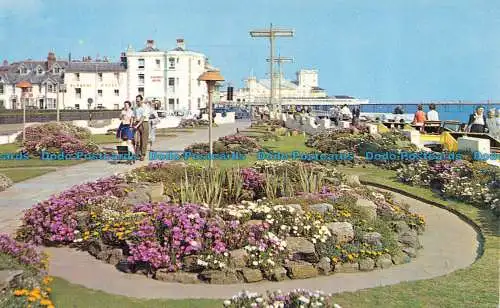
45 186 480 300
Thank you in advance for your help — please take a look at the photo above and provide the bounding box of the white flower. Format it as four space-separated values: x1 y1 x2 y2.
252 261 258 266
256 297 263 303
298 296 310 304
73 230 80 234
224 252 229 257
73 238 83 243
223 300 231 306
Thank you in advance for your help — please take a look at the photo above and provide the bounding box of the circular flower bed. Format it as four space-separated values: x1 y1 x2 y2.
224 289 342 308
16 122 99 156
17 161 425 284
185 135 261 154
178 119 215 128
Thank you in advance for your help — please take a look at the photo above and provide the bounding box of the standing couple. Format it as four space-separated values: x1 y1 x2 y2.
117 95 159 161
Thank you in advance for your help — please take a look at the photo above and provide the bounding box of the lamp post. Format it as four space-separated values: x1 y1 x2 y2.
87 98 93 123
16 81 32 142
198 69 225 168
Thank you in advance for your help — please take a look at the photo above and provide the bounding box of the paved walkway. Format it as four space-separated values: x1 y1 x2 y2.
44 188 479 299
0 121 250 234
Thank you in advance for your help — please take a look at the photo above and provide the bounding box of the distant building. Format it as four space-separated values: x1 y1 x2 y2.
0 38 214 112
125 39 210 113
0 53 66 109
229 69 328 104
64 57 127 110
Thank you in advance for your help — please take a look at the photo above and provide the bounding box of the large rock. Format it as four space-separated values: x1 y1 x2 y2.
286 261 318 279
326 222 354 244
0 270 23 291
284 204 304 215
264 267 288 281
376 255 393 269
108 248 123 266
229 249 248 268
392 252 411 265
156 270 200 284
362 232 382 246
124 189 150 205
146 182 164 202
392 221 410 234
402 247 417 258
346 175 361 187
286 237 318 263
75 211 90 228
398 230 420 248
182 255 205 272
334 262 359 273
87 239 107 257
359 258 375 271
355 198 377 220
238 268 263 283
200 270 240 284
317 257 332 275
308 203 333 214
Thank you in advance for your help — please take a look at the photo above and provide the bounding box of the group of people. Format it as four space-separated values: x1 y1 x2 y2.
411 104 497 134
329 105 360 126
116 95 160 161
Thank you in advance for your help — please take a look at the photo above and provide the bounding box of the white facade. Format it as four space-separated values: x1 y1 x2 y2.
125 39 209 113
63 62 128 110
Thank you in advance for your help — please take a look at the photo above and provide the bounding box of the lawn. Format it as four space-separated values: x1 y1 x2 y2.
27 135 500 307
0 167 57 182
90 134 121 145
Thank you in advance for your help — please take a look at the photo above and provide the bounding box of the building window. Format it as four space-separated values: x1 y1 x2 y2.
138 58 145 69
114 72 120 81
168 98 175 109
156 59 161 68
75 104 80 110
168 78 175 86
176 98 179 105
37 67 43 75
0 100 4 109
47 85 53 93
75 73 80 81
53 66 60 74
138 74 145 84
138 87 144 96
198 80 201 87
114 104 119 110
0 84 3 94
19 66 28 74
114 89 119 96
198 60 201 65
168 57 175 69
98 89 103 97
97 103 103 108
75 88 82 99
98 73 103 82
197 98 201 108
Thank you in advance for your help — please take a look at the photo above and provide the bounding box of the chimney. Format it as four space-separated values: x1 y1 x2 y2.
176 38 185 50
146 40 155 48
47 52 56 70
120 52 127 68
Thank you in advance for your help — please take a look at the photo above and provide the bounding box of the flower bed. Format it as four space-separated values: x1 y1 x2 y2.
224 289 342 308
397 160 500 216
184 135 261 154
177 119 215 128
0 173 13 192
17 161 425 284
0 234 55 308
16 122 99 156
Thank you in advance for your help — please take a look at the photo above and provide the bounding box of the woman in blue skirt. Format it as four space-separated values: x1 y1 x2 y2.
116 101 135 153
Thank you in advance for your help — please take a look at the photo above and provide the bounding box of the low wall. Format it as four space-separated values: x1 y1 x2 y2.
201 112 236 125
0 110 121 124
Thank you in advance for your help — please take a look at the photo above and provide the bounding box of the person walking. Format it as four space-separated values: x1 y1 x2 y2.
116 101 135 154
133 95 150 160
485 109 497 137
467 106 488 133
147 101 159 148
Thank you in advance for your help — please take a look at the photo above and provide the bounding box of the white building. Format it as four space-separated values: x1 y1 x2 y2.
125 39 209 113
64 57 128 110
230 69 328 104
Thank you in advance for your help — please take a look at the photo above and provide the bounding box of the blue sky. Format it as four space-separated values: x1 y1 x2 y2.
0 0 499 102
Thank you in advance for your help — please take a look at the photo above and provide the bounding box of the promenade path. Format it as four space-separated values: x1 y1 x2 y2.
0 121 250 234
0 121 480 299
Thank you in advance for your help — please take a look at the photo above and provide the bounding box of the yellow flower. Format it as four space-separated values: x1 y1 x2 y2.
46 287 52 293
40 299 52 306
43 277 53 284
13 289 26 296
347 254 354 261
48 305 55 308
27 296 36 302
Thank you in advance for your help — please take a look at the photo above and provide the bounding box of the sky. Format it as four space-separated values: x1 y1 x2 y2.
0 0 499 102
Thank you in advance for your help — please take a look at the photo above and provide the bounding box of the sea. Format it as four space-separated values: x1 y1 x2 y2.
360 103 499 123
